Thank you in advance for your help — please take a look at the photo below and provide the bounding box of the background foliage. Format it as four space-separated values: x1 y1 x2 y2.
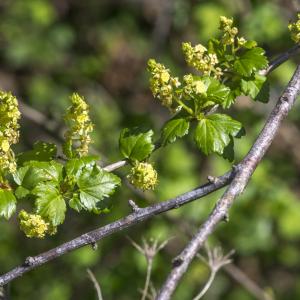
0 0 300 299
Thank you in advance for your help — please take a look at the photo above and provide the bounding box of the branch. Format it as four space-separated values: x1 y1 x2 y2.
87 268 103 300
1 45 298 287
224 264 273 300
156 64 300 300
0 171 234 286
260 44 300 76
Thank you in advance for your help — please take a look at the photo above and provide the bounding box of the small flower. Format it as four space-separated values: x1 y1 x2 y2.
19 210 49 239
219 16 238 45
288 13 300 44
183 74 207 98
182 42 219 75
127 162 158 191
63 93 94 158
147 59 181 110
237 37 247 47
0 91 21 174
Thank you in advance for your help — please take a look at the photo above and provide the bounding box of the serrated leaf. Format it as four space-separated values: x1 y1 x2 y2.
119 128 155 162
161 118 190 146
0 189 16 220
34 182 66 226
194 114 242 155
233 47 268 77
202 77 231 108
255 78 270 103
69 194 83 212
64 155 99 179
241 74 267 99
243 40 257 49
77 166 121 212
17 141 57 165
15 161 63 191
15 186 30 199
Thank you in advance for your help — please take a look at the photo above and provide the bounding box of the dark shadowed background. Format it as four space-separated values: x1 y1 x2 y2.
0 0 300 299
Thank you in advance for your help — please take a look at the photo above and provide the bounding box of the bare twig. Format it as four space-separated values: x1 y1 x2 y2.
260 44 300 76
103 160 127 172
193 245 234 300
87 268 103 300
128 237 170 300
156 65 300 300
0 170 234 286
224 264 273 300
0 46 298 288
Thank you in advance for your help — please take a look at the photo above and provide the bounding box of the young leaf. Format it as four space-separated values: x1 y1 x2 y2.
77 166 121 212
241 74 267 99
205 77 231 108
15 161 63 191
34 182 66 226
161 118 190 146
119 128 155 162
0 189 16 220
194 114 242 155
64 155 99 180
233 47 268 77
17 141 57 165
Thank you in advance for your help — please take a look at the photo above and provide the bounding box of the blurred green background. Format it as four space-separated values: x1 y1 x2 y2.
0 0 300 299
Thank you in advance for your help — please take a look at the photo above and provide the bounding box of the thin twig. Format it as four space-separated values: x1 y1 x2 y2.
128 237 170 300
87 268 103 300
156 65 300 300
0 45 298 288
103 160 127 172
0 170 234 286
224 264 273 300
260 44 300 76
193 246 234 300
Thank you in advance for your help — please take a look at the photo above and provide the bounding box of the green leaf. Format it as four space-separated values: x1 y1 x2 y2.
77 166 121 212
119 128 155 162
15 186 30 199
69 194 83 212
64 155 99 180
241 74 267 99
243 40 257 49
34 182 66 226
15 161 63 191
0 189 16 220
17 141 57 165
207 78 231 105
161 118 190 146
202 77 231 109
233 47 268 77
194 114 242 155
255 78 270 103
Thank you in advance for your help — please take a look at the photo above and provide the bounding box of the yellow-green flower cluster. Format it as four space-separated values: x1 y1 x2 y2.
19 210 49 238
219 16 238 45
182 42 221 77
0 91 21 174
63 93 94 158
127 162 158 191
183 74 207 98
147 59 181 110
288 13 300 43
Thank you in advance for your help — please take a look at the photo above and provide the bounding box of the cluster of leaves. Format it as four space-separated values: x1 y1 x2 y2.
148 16 269 159
0 93 120 238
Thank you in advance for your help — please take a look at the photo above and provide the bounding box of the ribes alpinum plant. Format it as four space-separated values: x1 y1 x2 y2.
0 15 298 238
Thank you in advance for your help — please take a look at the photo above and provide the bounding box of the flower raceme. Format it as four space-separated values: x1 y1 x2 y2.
63 93 94 158
0 91 21 175
288 13 300 44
